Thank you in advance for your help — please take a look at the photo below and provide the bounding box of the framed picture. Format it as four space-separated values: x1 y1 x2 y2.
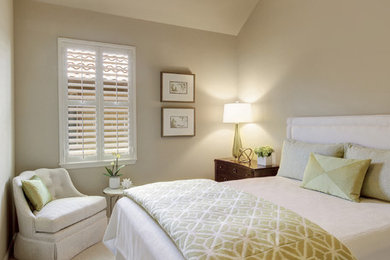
161 107 195 137
161 72 195 102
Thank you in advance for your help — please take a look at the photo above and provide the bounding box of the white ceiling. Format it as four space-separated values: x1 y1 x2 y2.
31 0 259 35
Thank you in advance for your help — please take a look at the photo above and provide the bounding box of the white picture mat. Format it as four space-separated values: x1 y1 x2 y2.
162 108 195 136
162 73 194 102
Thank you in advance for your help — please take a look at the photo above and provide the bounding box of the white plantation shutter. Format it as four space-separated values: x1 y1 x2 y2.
102 52 131 156
67 49 96 101
58 38 136 168
68 105 97 157
103 52 129 102
104 107 130 154
66 48 97 159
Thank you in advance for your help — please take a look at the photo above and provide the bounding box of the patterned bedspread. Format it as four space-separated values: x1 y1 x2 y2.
124 179 355 260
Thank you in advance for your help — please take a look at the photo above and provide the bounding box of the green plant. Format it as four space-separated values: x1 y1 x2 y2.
103 153 125 177
254 146 274 158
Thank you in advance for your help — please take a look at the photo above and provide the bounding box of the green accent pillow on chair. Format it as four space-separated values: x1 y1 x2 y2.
22 175 52 211
301 153 371 202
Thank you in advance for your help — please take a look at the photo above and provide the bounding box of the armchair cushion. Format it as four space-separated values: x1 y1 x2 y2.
22 175 52 211
34 168 84 199
34 196 106 233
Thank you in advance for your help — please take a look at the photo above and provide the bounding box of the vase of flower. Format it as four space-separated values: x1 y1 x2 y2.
257 156 273 166
109 176 121 189
104 153 125 189
254 145 274 166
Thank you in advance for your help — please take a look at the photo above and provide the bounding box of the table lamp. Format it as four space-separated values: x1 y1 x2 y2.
223 102 252 159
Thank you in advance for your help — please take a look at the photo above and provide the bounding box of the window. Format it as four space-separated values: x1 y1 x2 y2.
58 38 136 168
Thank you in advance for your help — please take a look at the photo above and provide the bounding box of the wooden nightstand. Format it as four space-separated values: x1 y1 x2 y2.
215 158 279 182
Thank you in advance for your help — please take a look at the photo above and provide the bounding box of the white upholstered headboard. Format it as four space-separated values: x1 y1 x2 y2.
287 115 390 149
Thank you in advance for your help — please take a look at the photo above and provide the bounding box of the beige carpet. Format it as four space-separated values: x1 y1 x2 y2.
72 242 115 260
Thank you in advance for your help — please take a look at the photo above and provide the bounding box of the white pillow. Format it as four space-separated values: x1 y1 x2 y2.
277 139 344 180
345 143 390 202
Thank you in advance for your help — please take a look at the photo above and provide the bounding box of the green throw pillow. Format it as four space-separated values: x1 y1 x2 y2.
22 175 52 211
301 153 371 202
345 143 390 201
277 139 344 181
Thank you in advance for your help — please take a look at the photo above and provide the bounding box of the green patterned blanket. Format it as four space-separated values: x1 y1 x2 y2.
124 179 355 260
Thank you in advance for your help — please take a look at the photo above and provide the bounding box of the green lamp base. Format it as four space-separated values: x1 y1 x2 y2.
232 123 243 158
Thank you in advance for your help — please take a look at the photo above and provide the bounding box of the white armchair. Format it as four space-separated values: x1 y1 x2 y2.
13 168 107 260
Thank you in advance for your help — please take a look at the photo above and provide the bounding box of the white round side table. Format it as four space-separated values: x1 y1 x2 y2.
103 187 124 217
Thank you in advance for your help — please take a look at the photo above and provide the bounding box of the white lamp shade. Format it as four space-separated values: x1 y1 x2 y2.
223 102 252 123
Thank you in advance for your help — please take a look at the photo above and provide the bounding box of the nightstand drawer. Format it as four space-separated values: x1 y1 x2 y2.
215 158 278 182
215 173 240 182
254 168 278 177
216 161 253 178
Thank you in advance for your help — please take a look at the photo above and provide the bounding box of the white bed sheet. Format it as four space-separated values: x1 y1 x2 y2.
103 196 185 260
103 177 390 260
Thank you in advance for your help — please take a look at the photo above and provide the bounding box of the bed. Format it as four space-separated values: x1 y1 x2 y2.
104 115 390 260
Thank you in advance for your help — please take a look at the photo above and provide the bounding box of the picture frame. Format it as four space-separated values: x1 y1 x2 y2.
161 72 195 103
161 107 195 137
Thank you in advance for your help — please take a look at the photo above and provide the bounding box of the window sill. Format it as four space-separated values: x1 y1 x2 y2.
60 159 136 169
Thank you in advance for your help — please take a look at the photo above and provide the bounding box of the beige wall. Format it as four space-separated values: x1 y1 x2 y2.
14 0 237 195
14 0 390 195
11 0 390 249
238 0 390 161
0 0 14 257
